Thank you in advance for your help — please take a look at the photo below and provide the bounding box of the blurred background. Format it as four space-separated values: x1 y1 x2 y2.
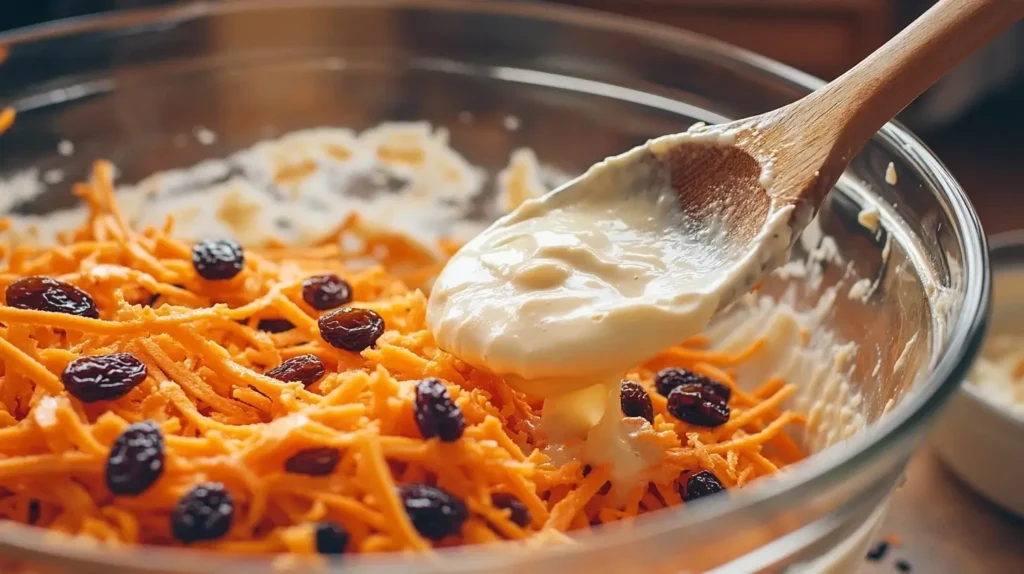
1 0 1022 232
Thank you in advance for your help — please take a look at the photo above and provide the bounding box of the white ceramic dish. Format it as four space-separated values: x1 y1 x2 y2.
933 231 1024 516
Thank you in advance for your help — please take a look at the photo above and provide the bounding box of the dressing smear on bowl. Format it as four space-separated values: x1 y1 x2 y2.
0 122 866 554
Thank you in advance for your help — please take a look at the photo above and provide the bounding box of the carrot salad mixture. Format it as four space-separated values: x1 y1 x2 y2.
0 159 804 556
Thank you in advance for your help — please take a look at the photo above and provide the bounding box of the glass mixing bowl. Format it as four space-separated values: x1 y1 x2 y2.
0 1 988 573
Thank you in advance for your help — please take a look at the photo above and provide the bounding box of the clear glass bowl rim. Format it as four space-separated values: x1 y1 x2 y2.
0 0 990 571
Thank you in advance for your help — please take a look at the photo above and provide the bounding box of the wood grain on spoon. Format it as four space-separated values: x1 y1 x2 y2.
666 0 1024 244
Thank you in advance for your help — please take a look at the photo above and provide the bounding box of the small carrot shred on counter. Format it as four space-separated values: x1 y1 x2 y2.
0 160 804 556
0 107 16 135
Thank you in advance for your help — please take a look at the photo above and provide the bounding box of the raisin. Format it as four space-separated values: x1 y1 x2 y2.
256 318 295 333
302 274 353 311
318 307 384 351
666 384 730 427
5 276 99 318
62 353 147 403
284 447 341 476
413 378 465 442
654 367 731 401
171 482 234 544
865 541 889 561
398 483 467 541
27 500 40 525
106 420 164 496
620 380 654 424
265 354 325 387
314 521 349 555
491 493 531 527
191 239 245 280
681 470 725 502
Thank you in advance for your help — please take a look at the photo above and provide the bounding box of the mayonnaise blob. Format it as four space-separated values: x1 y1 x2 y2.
428 132 796 487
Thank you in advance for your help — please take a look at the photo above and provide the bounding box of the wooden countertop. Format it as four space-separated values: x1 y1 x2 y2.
861 448 1024 573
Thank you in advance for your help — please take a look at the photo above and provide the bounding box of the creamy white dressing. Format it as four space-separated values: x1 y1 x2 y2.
857 206 880 234
847 277 875 302
429 178 728 397
32 396 60 428
885 162 898 185
541 382 667 493
428 133 796 485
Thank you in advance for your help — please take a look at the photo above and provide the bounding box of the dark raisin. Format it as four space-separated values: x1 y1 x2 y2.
171 482 234 544
666 384 730 427
413 378 465 442
106 420 164 496
896 560 912 572
865 541 889 561
256 318 295 333
314 521 349 554
284 447 341 476
318 307 384 351
398 483 467 541
5 276 98 318
620 380 654 424
265 355 325 387
62 353 147 403
681 470 725 502
191 239 245 280
491 493 530 527
302 274 353 311
654 367 731 401
27 500 40 525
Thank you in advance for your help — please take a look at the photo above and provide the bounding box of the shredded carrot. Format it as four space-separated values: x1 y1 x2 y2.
0 106 15 135
0 159 805 556
1013 358 1024 379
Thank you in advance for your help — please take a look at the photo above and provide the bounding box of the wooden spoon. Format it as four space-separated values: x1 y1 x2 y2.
552 0 1024 310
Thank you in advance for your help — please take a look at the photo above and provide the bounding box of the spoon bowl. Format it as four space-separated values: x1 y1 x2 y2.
549 129 781 313
658 136 769 250
540 0 1023 314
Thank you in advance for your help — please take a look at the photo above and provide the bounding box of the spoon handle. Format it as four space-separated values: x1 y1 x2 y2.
807 0 1024 156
